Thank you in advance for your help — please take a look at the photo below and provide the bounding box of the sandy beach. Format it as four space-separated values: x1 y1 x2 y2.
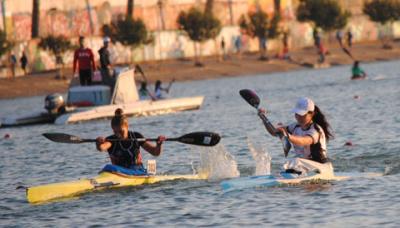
0 40 399 100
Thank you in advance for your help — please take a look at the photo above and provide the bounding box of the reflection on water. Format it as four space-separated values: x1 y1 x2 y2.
0 60 399 226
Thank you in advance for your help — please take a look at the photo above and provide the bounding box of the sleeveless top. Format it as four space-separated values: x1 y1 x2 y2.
286 123 328 163
106 131 145 168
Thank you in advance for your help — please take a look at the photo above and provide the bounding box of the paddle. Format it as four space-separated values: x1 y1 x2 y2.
42 132 221 147
239 89 291 156
166 78 175 93
135 64 147 82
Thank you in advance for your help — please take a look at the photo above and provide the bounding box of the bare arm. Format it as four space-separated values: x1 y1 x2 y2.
258 109 279 137
141 136 166 156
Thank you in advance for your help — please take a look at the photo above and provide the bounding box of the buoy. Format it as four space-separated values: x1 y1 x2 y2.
344 141 353 146
353 95 360 99
4 133 11 139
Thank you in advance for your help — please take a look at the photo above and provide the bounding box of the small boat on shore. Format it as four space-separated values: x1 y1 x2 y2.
1 68 204 127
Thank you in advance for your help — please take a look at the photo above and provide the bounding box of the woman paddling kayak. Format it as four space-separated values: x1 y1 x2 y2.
259 97 334 175
96 108 165 174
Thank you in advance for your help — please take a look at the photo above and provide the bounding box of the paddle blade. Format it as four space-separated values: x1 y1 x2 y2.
239 89 260 109
177 132 221 146
281 136 292 157
43 133 84 144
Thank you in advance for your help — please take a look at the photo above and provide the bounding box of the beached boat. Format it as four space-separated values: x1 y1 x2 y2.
0 68 204 127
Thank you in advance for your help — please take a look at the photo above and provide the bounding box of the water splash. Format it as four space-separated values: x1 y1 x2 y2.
192 144 240 180
247 138 271 176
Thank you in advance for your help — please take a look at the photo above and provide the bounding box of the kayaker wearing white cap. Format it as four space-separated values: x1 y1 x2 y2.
260 97 334 175
281 97 333 163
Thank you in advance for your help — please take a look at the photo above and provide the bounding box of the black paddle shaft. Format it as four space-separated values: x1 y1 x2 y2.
239 89 291 156
43 132 220 147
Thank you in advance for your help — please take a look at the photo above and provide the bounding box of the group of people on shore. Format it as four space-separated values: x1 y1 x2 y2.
73 36 171 100
72 36 110 86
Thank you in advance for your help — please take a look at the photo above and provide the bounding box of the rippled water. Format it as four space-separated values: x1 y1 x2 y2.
1 60 399 227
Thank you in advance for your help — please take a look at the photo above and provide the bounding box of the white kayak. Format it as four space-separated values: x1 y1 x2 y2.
221 171 382 192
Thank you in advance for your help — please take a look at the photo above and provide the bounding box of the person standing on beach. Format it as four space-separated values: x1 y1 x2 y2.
73 36 96 86
9 53 17 79
347 30 353 48
336 30 343 47
221 37 226 60
20 51 28 75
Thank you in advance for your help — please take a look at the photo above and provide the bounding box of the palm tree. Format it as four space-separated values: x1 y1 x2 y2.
32 0 40 38
127 0 134 19
205 0 214 15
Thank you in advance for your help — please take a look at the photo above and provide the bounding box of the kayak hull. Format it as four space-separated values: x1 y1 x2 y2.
27 171 206 204
220 172 382 192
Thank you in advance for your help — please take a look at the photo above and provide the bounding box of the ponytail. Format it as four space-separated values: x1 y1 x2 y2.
313 105 333 141
111 108 128 128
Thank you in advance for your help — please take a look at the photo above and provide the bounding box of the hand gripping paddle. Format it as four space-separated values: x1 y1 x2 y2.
239 89 291 156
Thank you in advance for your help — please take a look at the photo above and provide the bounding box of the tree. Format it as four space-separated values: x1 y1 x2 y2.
177 7 221 66
102 17 152 62
38 35 73 78
0 29 12 57
239 10 281 60
297 0 350 31
32 0 40 38
296 0 350 63
126 0 134 20
363 0 400 48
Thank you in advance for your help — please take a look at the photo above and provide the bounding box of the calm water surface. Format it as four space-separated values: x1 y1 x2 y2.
1 60 399 227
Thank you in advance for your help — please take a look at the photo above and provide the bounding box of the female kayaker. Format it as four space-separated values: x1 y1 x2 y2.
260 97 334 175
96 108 165 174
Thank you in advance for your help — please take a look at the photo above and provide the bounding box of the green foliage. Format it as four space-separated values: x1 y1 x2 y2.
363 0 400 25
38 35 73 56
296 0 351 31
115 18 149 46
103 17 151 47
239 10 281 40
0 30 13 57
177 7 221 42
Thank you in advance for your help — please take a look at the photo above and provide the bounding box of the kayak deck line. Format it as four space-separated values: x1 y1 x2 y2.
27 171 208 204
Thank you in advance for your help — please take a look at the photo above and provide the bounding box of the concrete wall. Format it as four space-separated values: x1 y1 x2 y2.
0 0 399 78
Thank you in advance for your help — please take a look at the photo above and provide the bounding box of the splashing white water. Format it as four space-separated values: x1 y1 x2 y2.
247 139 271 176
192 144 240 180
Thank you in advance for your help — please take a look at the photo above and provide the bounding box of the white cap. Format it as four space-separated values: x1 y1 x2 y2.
103 36 110 43
291 97 315 115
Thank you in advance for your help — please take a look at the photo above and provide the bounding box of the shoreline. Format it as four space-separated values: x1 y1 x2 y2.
0 40 399 100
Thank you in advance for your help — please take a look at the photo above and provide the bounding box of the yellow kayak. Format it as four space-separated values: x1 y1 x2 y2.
27 171 207 204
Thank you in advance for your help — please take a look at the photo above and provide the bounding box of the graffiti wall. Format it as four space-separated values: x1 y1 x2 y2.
0 0 399 78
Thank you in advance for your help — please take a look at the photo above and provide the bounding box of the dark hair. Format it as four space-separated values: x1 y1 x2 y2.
140 81 147 89
111 108 128 127
313 105 333 141
155 80 161 90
